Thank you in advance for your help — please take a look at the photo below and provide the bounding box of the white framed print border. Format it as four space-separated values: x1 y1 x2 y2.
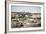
5 1 45 32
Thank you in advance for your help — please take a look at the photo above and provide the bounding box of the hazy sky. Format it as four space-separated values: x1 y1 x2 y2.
11 5 41 13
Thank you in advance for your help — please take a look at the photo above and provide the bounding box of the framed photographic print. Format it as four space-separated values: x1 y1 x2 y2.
5 1 44 32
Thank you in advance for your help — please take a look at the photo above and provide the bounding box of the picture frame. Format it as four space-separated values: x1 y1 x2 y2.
5 1 45 32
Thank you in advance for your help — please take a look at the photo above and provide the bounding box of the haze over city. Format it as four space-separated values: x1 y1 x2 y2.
11 5 41 13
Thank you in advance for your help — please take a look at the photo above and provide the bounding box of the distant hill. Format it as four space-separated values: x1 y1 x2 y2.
11 12 41 15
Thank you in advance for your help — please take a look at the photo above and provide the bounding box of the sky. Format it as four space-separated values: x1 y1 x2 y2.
11 5 41 13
